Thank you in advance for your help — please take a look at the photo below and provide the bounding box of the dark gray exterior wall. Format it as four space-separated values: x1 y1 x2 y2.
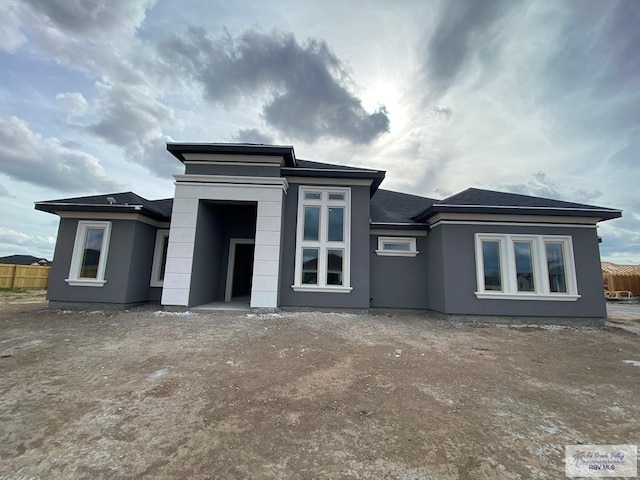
184 164 280 177
369 235 429 309
432 223 606 318
188 202 257 307
149 287 162 302
278 183 370 308
425 227 446 313
48 218 158 304
189 202 224 307
123 221 157 303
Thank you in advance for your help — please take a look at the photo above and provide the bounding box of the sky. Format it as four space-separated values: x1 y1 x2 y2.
0 0 638 263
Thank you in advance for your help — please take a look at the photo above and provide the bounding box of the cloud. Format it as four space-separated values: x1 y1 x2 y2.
0 1 28 52
87 82 180 177
0 226 56 258
56 92 88 116
5 0 182 178
5 0 163 88
22 0 154 40
0 116 121 192
608 135 640 167
234 128 275 145
499 171 603 204
0 184 10 197
162 28 390 144
423 0 515 100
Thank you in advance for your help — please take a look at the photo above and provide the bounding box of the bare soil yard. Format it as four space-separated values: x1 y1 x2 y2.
1 291 639 479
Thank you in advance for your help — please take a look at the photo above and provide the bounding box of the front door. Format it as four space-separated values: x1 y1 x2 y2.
232 243 254 298
225 240 255 301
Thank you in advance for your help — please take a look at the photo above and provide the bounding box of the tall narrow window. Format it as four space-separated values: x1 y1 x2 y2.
545 242 567 293
293 187 352 292
303 207 320 241
150 230 170 287
302 248 319 285
66 221 112 287
80 228 104 279
327 207 344 242
482 240 502 291
326 249 344 286
514 241 535 292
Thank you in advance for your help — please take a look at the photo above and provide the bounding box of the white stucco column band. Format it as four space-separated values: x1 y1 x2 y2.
161 175 288 309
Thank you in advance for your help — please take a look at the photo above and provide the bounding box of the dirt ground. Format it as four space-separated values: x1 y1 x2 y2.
1 291 639 479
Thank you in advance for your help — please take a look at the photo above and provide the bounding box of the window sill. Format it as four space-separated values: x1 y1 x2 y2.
291 285 353 293
375 250 418 257
150 281 164 288
474 292 580 301
65 279 107 287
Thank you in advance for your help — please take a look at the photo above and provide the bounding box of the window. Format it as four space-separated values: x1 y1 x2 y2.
292 187 352 292
150 230 170 287
474 234 579 300
375 237 418 257
66 221 112 287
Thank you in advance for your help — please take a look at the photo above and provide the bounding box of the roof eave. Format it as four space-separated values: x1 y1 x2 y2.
370 222 430 230
281 168 386 196
34 203 168 221
414 205 623 222
166 143 297 167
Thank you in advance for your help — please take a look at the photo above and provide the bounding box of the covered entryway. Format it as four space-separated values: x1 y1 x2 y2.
184 201 257 308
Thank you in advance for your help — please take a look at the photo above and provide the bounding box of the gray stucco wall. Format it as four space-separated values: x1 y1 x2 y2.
432 223 606 318
184 164 280 177
149 287 162 302
278 184 370 308
369 235 429 309
48 218 157 304
425 227 446 313
123 221 157 303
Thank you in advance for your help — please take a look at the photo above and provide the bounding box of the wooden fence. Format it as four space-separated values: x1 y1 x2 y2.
0 264 50 289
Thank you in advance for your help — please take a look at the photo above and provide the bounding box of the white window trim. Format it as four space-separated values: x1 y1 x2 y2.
150 229 170 287
375 236 418 257
66 221 112 287
474 233 580 301
292 186 352 293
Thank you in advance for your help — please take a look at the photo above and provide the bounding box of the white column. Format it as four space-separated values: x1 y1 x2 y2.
251 199 283 308
161 195 198 306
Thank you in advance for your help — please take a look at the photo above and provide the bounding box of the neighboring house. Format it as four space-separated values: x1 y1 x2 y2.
0 255 52 266
35 143 622 323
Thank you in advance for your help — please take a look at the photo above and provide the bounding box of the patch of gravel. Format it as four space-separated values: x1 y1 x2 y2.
0 295 638 479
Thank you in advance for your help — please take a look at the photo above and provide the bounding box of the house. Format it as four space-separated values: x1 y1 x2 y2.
0 255 52 266
35 143 622 323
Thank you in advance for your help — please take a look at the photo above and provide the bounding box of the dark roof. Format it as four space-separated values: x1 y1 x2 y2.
370 189 436 226
414 188 622 221
34 183 621 226
35 192 171 221
0 255 51 266
167 143 297 167
296 159 379 171
440 188 615 209
152 198 173 217
283 159 386 195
